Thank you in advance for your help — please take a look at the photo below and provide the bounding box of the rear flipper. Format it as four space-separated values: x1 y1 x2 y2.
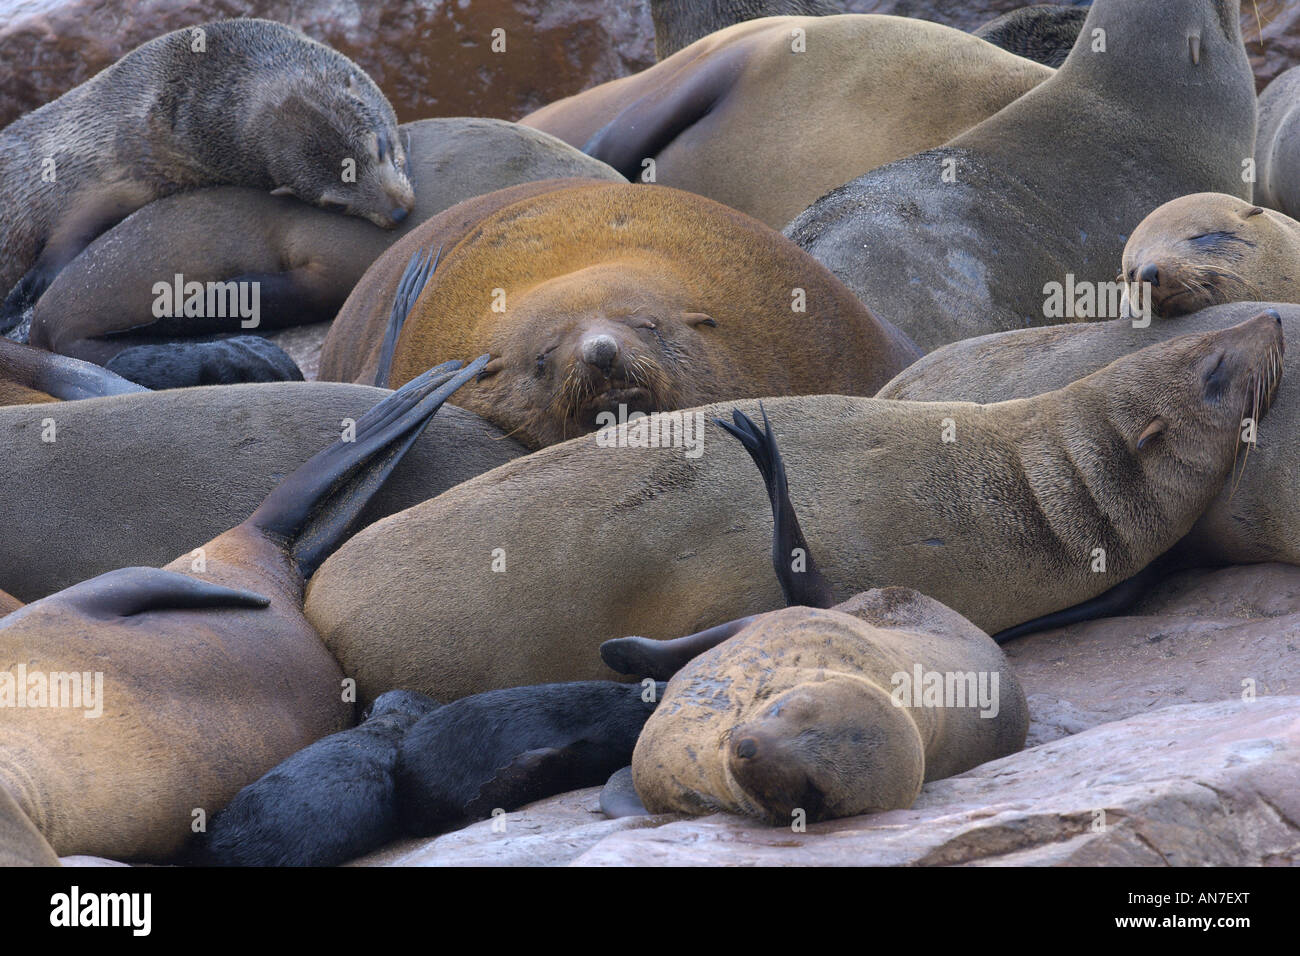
599 766 650 819
714 404 837 609
601 614 758 680
104 335 302 389
992 555 1176 644
375 245 442 387
249 353 490 578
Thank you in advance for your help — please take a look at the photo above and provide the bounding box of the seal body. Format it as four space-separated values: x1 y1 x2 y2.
1256 64 1300 218
0 338 145 406
193 690 441 867
0 782 58 866
972 4 1088 67
786 0 1256 350
26 119 623 385
305 315 1282 703
0 19 412 325
394 681 663 835
650 1 834 59
522 15 1050 228
322 180 919 448
1120 193 1300 317
880 302 1299 568
0 382 524 602
633 592 1027 822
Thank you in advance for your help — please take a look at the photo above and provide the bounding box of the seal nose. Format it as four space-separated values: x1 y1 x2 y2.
734 738 758 760
1139 263 1160 286
581 334 620 374
390 207 408 224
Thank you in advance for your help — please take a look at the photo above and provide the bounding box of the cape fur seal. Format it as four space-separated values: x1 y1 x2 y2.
972 4 1089 67
26 119 623 387
650 1 835 59
522 15 1051 228
0 382 524 602
304 315 1282 703
321 180 919 448
0 338 145 406
0 355 487 861
0 19 412 328
0 782 58 866
1120 194 1300 317
193 690 441 867
786 0 1256 350
632 597 1026 822
880 303 1298 569
1256 64 1300 218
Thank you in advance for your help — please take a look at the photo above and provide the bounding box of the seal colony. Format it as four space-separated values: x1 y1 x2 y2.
3 4 1300 868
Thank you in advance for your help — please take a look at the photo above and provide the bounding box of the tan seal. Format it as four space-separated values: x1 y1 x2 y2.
321 179 919 448
632 593 1027 822
305 314 1283 703
0 18 412 327
522 15 1050 228
0 357 485 861
1120 193 1300 317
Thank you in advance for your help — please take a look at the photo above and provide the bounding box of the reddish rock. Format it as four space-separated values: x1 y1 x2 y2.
0 0 656 128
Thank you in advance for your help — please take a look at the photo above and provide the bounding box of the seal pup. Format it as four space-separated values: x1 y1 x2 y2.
1120 193 1300 317
786 0 1256 350
881 303 1298 569
0 338 146 405
522 15 1051 229
305 315 1283 703
0 380 523 602
0 350 488 861
322 180 919 447
0 19 413 328
632 595 1027 823
192 690 441 867
27 119 623 386
394 681 665 836
972 4 1089 67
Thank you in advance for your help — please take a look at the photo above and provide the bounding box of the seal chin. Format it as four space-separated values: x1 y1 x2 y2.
588 386 653 414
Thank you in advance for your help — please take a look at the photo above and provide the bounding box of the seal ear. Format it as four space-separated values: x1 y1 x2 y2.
684 312 717 328
1136 417 1167 450
1242 206 1265 219
1188 34 1201 65
270 185 298 198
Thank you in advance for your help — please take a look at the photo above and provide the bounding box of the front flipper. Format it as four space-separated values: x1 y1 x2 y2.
59 567 270 619
104 335 303 388
714 405 836 609
599 766 650 819
601 614 758 679
992 558 1171 644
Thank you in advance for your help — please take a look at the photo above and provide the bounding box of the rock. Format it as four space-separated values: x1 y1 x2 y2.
0 0 657 129
58 855 129 866
1009 563 1300 746
568 698 1300 865
267 322 330 382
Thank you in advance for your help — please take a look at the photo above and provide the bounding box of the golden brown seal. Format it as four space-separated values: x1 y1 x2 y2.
522 15 1050 228
305 314 1282 703
321 179 919 448
1120 193 1300 317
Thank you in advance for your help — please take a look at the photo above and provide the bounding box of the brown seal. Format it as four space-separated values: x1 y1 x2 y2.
304 314 1282 703
0 355 486 861
0 782 58 866
786 0 1257 351
0 19 412 328
521 15 1050 228
632 596 1027 822
1120 193 1300 317
0 380 524 602
1256 64 1300 218
26 118 623 386
0 338 146 406
880 302 1299 569
321 179 919 448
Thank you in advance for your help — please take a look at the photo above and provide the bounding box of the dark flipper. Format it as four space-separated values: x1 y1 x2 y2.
250 353 489 578
601 614 758 679
462 746 586 819
375 245 442 387
0 338 147 400
992 556 1175 644
714 404 836 609
60 566 270 619
105 335 303 389
581 42 747 179
599 766 650 819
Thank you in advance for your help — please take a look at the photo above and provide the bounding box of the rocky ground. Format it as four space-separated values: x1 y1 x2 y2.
60 562 1300 867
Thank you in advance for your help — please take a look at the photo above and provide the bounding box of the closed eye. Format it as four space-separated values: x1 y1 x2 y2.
1187 231 1251 251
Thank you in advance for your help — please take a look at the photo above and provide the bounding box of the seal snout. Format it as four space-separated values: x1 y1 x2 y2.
580 333 621 374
